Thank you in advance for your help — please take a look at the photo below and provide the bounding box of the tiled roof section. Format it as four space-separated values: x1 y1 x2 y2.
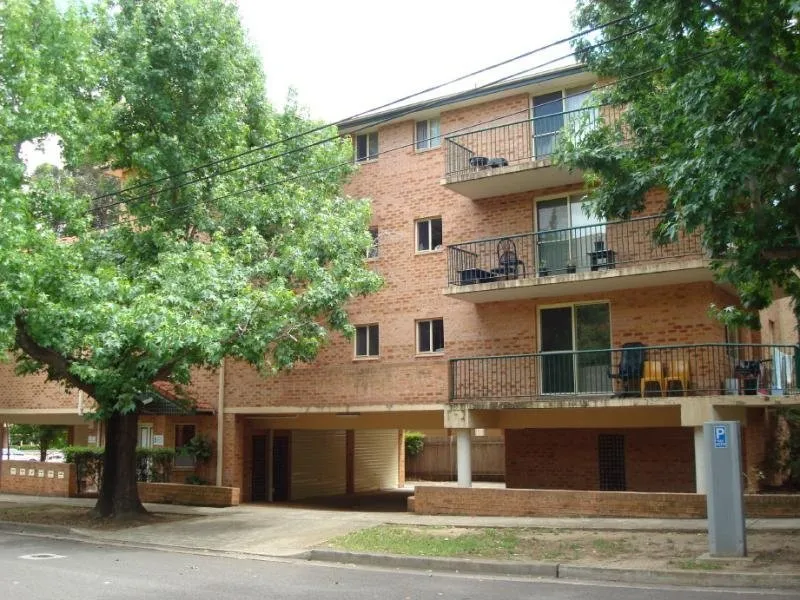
149 381 215 414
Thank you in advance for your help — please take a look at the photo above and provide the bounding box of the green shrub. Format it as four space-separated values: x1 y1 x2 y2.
136 447 176 482
64 446 104 494
185 474 209 485
404 431 425 458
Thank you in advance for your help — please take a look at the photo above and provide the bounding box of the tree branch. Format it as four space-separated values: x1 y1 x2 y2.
701 0 800 76
14 313 96 397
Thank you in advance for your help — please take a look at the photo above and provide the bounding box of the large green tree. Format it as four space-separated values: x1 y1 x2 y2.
559 0 800 330
0 0 380 518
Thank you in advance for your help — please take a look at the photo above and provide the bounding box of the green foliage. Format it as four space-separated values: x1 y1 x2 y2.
64 446 105 493
0 1 380 416
10 425 68 460
404 431 425 458
137 447 176 483
185 474 210 486
65 445 176 485
559 1 800 327
180 434 213 464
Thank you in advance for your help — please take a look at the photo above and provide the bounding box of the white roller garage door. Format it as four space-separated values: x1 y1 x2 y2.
354 429 399 492
291 430 347 500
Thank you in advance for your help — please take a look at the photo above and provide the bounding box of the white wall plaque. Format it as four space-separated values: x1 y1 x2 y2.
57 471 65 479
27 469 35 476
47 470 55 478
10 467 16 475
37 469 44 478
88 435 97 445
152 435 164 446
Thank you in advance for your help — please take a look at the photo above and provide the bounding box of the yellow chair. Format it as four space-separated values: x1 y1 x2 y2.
640 360 666 396
665 360 690 396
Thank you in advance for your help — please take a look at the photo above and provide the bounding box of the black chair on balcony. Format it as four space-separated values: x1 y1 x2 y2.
609 342 645 397
496 238 526 280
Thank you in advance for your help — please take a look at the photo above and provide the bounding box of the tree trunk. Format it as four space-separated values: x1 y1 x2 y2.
93 411 147 519
39 442 47 463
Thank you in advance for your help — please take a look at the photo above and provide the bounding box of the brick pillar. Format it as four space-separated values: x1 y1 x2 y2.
221 414 244 492
742 408 767 493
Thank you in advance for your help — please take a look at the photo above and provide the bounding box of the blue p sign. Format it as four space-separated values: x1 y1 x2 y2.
714 425 728 449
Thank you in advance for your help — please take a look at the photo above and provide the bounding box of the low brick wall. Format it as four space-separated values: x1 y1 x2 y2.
138 482 239 507
410 487 800 518
0 460 75 497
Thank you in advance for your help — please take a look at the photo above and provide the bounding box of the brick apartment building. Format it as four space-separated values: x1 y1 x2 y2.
1 65 799 508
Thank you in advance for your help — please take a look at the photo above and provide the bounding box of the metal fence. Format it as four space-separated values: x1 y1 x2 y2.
446 214 704 286
444 104 623 178
450 343 799 402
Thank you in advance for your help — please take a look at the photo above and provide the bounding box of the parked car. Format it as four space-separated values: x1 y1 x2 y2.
46 451 65 463
1 448 27 460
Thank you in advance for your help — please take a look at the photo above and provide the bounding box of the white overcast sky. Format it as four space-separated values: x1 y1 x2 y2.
236 0 578 122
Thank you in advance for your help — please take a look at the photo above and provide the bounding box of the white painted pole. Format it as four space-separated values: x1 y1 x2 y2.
215 359 225 487
694 426 707 494
456 429 472 488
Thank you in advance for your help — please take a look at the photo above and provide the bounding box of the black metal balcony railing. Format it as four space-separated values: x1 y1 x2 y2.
444 104 623 178
450 344 799 402
447 214 703 286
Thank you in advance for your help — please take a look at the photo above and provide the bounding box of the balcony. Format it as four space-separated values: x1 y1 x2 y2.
445 214 709 302
450 343 799 405
443 104 622 199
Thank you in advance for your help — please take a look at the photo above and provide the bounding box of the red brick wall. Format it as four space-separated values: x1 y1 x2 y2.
505 427 695 492
410 486 800 518
0 362 79 410
742 407 767 492
137 482 239 507
0 461 75 497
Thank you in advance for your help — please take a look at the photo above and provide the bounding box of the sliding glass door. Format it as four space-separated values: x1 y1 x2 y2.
536 194 604 274
540 303 612 394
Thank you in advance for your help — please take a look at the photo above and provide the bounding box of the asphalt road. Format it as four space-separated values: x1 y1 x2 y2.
0 533 797 600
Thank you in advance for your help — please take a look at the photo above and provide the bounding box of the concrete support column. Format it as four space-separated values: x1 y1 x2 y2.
456 429 472 488
694 426 707 494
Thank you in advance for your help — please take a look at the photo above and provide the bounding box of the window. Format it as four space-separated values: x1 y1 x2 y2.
532 87 596 159
598 434 626 491
417 318 444 354
367 226 379 259
355 132 378 162
415 118 441 150
416 217 442 252
536 194 604 273
174 424 196 468
355 324 380 358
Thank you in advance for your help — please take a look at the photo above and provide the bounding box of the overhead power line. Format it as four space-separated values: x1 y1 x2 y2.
102 44 703 233
92 19 652 216
88 13 636 206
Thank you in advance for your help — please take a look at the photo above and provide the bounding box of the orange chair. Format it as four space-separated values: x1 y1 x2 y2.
640 360 666 396
665 360 690 396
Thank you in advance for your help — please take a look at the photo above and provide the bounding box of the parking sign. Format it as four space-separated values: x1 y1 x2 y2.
714 424 728 449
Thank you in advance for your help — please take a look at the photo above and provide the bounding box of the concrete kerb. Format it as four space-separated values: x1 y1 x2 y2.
306 549 800 591
307 549 558 578
3 520 800 591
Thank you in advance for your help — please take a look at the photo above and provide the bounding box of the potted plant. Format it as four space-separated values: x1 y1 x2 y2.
566 260 577 274
538 259 550 277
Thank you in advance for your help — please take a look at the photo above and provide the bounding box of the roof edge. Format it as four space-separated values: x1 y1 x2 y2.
337 64 587 133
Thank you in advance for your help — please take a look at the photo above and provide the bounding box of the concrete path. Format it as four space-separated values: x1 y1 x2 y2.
2 492 799 557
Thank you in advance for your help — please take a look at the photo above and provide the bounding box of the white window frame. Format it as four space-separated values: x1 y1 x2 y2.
415 217 443 253
415 117 441 151
366 226 379 259
354 324 380 359
355 131 379 162
416 318 445 354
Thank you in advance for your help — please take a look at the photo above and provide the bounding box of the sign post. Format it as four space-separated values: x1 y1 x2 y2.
704 421 746 557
